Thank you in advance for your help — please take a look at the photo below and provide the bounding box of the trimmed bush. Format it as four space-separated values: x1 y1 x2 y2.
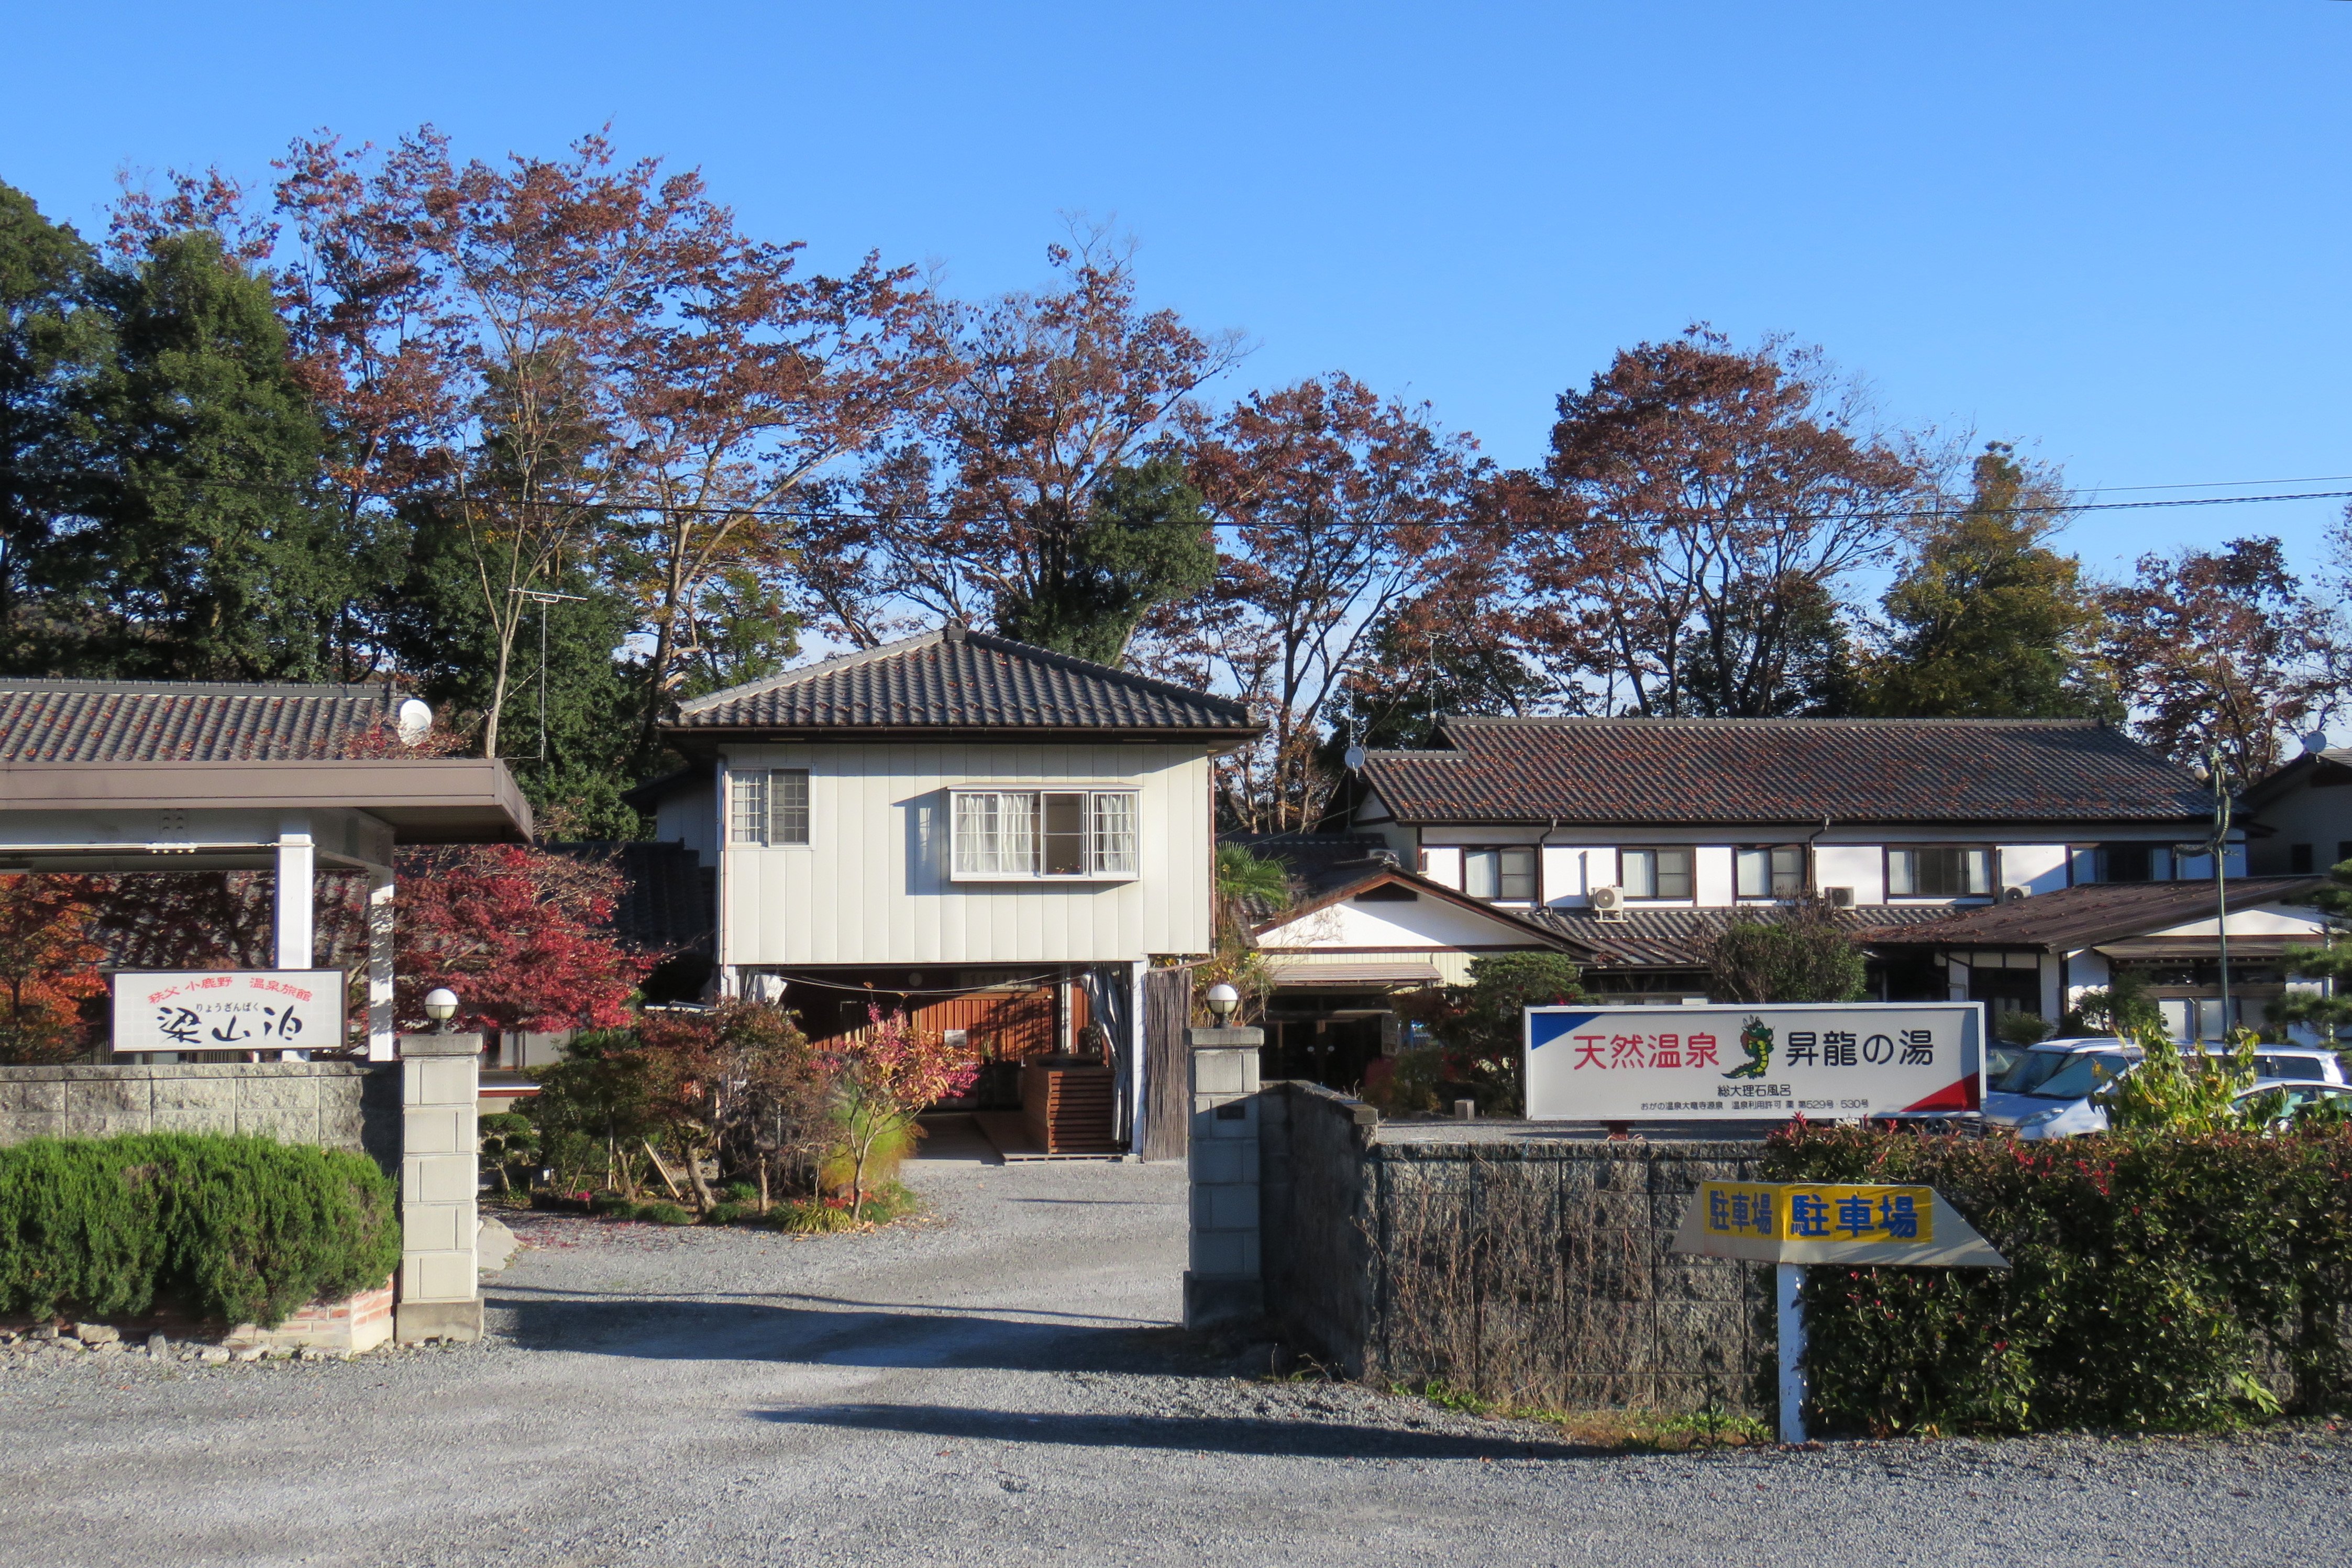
1763 1122 2352 1435
0 1133 401 1329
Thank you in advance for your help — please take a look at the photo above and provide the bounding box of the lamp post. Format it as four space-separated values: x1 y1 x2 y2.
424 987 459 1035
1204 983 1240 1024
2193 745 2233 1043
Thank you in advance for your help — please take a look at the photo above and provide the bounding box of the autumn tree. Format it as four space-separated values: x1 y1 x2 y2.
634 1003 830 1212
1165 376 1479 831
849 235 1240 661
1524 329 1923 717
2100 535 2332 778
1859 443 2111 719
392 844 652 1034
0 875 107 1064
823 1007 978 1219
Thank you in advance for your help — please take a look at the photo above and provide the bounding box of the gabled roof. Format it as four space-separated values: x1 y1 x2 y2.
665 624 1259 746
1864 875 2332 953
1230 833 1404 918
1362 715 2210 827
2239 746 2352 810
1249 857 1592 956
0 678 401 763
1526 904 1952 970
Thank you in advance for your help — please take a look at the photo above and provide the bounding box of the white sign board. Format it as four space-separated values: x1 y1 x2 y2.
112 970 346 1054
1523 1003 1983 1122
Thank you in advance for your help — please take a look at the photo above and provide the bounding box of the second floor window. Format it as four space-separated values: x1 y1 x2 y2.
731 769 811 846
952 790 1138 879
1620 846 1694 900
1736 845 1805 898
1888 846 1992 898
1463 846 1537 901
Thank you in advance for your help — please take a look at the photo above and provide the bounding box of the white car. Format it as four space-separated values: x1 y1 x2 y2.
1981 1039 2141 1141
2232 1079 2352 1128
2204 1046 2348 1086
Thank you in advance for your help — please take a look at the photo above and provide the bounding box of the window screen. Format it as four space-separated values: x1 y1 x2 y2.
768 769 810 845
1889 846 1992 897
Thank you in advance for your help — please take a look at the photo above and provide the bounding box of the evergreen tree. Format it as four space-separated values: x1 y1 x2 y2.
992 457 1215 665
1860 443 2112 719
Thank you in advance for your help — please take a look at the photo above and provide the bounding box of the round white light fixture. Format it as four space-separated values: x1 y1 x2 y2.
1205 982 1241 1023
395 697 434 746
423 988 460 1026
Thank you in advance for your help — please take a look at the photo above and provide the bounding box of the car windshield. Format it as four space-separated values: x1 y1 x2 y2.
1993 1050 2079 1095
2026 1052 2133 1100
2252 1055 2325 1081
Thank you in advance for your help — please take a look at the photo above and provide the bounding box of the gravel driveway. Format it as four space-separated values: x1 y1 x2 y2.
2 1119 2347 1567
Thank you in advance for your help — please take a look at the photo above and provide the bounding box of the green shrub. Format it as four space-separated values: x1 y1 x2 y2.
702 1202 742 1225
0 1133 400 1329
591 1191 637 1218
1763 1122 2352 1436
636 1201 693 1226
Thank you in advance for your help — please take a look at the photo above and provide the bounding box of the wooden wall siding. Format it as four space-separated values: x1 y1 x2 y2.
720 743 1213 967
807 983 1089 1066
1139 965 1194 1161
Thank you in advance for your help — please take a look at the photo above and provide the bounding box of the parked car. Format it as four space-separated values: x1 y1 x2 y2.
2202 1046 2348 1085
2231 1079 2352 1128
1981 1039 2143 1141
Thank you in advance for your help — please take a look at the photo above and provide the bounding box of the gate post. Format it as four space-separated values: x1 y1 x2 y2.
395 1032 483 1343
1183 1025 1263 1329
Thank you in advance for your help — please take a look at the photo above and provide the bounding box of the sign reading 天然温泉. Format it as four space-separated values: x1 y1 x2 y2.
111 970 346 1054
1522 1003 1983 1123
1672 1180 2008 1268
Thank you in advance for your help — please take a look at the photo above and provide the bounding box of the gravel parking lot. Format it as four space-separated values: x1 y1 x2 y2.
2 1118 2347 1567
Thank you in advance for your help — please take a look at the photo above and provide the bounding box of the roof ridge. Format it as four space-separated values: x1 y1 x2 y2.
676 631 948 716
1441 714 2104 730
959 627 1252 714
0 679 390 700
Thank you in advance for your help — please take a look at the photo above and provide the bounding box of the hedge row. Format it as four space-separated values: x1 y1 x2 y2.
0 1134 401 1329
1762 1123 2352 1434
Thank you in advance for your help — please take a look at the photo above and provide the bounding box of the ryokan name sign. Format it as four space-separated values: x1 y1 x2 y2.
1522 1003 1984 1122
112 970 346 1054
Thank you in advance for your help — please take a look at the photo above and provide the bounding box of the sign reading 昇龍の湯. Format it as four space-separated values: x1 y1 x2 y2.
111 970 346 1054
1522 1003 1983 1122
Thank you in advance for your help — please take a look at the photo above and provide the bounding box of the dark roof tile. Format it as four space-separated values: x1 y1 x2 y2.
1865 876 2329 952
0 679 397 763
1526 904 1954 970
1365 716 2208 827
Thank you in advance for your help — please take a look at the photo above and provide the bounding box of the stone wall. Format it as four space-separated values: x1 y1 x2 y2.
0 1063 400 1173
1258 1080 1772 1414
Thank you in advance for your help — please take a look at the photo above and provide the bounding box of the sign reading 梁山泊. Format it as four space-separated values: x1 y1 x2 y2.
1522 1003 1983 1123
111 970 346 1054
1672 1180 2008 1267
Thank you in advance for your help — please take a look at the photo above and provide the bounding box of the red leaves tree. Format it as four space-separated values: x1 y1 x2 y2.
393 845 651 1034
0 876 108 1064
823 1007 979 1219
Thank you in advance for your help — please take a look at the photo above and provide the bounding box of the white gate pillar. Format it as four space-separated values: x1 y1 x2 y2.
1183 1025 1264 1329
396 1031 482 1343
272 816 315 970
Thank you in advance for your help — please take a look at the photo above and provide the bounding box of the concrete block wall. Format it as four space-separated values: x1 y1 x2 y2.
396 1034 483 1343
1254 1081 1773 1414
0 1063 398 1171
1183 1027 1265 1328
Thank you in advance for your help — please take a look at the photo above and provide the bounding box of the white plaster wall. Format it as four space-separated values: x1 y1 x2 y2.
719 742 1211 967
1813 844 1886 905
1256 895 1549 952
2247 777 2352 874
2000 844 2069 896
1542 846 1609 907
2144 904 2331 940
1694 845 1735 905
1419 845 1463 889
2062 948 2112 1015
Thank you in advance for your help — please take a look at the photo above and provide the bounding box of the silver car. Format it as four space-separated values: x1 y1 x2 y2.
2232 1079 2352 1128
1981 1039 2141 1141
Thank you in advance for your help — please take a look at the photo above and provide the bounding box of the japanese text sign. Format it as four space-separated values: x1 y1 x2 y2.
111 970 345 1055
1523 1003 1983 1123
1672 1180 2007 1267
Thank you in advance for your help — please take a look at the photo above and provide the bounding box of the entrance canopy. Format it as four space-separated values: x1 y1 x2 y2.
0 680 533 1059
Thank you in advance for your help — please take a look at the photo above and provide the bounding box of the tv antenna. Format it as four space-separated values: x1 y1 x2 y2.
510 588 589 761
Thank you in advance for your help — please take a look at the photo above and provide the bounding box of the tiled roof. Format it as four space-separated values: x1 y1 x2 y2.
1363 716 2210 827
1864 876 2330 953
1230 833 1403 916
1526 904 1954 970
668 624 1257 739
0 679 399 763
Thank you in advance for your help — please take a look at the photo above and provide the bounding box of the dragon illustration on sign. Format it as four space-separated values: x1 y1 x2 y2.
1722 1015 1774 1080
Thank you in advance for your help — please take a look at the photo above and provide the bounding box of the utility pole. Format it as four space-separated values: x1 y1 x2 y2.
509 588 588 762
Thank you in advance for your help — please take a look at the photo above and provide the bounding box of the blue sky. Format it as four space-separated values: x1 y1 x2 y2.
6 1 2349 578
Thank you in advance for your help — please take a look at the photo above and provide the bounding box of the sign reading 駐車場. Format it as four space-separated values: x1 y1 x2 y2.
1522 1003 1983 1122
111 970 346 1054
1672 1179 2008 1267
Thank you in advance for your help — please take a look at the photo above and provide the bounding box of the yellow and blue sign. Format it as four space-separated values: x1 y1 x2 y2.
1673 1180 2005 1267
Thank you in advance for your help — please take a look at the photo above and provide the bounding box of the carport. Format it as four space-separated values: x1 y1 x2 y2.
0 680 534 1058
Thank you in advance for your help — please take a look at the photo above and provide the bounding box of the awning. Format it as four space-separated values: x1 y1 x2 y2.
1264 959 1442 988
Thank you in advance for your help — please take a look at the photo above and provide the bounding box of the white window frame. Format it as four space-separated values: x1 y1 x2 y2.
949 789 1140 881
731 768 812 848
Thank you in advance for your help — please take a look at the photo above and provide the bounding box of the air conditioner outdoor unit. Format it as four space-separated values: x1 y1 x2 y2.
1823 886 1855 909
1589 884 1629 922
2004 885 2030 903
